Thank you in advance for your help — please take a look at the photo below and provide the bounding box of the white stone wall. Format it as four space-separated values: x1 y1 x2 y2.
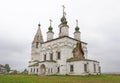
59 26 69 37
67 60 100 75
28 66 39 74
47 32 54 41
38 62 56 75
29 36 100 75
74 32 80 40
67 61 86 75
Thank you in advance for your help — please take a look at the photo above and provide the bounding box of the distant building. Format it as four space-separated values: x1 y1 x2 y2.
28 6 101 75
0 64 7 74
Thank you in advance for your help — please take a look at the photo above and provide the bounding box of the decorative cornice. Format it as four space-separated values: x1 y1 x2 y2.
67 58 99 63
28 60 56 67
28 63 39 67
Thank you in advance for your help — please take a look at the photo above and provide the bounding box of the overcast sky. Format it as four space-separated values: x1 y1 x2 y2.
0 0 120 73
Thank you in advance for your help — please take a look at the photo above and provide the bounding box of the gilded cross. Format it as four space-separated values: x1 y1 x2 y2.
62 5 66 16
76 20 78 26
50 19 52 26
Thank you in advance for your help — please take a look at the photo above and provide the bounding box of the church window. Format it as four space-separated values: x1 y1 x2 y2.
57 52 61 59
31 68 32 72
36 68 38 72
84 64 87 72
50 53 53 60
70 65 74 72
36 42 39 48
99 66 101 73
94 64 96 72
51 68 53 73
48 68 50 73
57 67 60 73
44 55 46 61
34 68 35 72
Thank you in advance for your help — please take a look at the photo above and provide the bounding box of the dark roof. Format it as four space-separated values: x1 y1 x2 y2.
67 58 99 63
38 60 56 63
28 60 56 67
42 36 87 44
28 63 39 67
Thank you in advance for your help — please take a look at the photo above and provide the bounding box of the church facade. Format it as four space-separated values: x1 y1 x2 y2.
28 6 101 75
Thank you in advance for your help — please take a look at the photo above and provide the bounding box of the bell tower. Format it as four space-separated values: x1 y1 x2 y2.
32 23 43 48
31 23 44 61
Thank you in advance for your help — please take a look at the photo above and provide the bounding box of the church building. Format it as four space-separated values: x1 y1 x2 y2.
28 6 101 75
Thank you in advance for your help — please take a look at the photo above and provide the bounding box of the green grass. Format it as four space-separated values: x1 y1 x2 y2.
0 74 120 83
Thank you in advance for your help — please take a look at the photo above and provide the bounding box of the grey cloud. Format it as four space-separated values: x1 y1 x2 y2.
87 18 120 73
0 38 30 71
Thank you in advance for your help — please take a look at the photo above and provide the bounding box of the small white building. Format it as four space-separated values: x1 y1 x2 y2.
28 6 101 75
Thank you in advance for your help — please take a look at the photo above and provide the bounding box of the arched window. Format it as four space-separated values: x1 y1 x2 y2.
94 64 96 72
44 55 46 61
51 68 53 73
57 67 60 73
70 65 74 72
31 68 32 72
36 42 39 48
57 52 61 59
36 68 38 72
50 53 53 60
84 64 87 72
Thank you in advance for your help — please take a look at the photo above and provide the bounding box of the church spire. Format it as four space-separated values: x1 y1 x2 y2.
74 20 81 40
32 23 44 43
59 5 69 37
47 19 54 41
75 20 80 32
60 5 67 25
48 19 53 32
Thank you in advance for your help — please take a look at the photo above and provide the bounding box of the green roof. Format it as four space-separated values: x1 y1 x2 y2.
67 58 99 63
28 63 39 67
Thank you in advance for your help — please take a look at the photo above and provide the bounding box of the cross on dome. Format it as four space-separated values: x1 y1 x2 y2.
76 20 78 27
62 5 65 16
61 5 67 25
50 19 52 26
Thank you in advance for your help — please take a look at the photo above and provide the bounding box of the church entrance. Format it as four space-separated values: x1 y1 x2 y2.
40 64 46 75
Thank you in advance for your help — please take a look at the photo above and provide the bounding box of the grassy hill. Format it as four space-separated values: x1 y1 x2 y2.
0 74 120 83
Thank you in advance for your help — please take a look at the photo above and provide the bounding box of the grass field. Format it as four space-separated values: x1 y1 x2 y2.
0 74 120 83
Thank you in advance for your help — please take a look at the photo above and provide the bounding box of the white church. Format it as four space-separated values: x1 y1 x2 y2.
28 6 101 75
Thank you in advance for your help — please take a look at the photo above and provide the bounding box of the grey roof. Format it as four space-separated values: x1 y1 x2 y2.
32 26 44 43
42 36 87 44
